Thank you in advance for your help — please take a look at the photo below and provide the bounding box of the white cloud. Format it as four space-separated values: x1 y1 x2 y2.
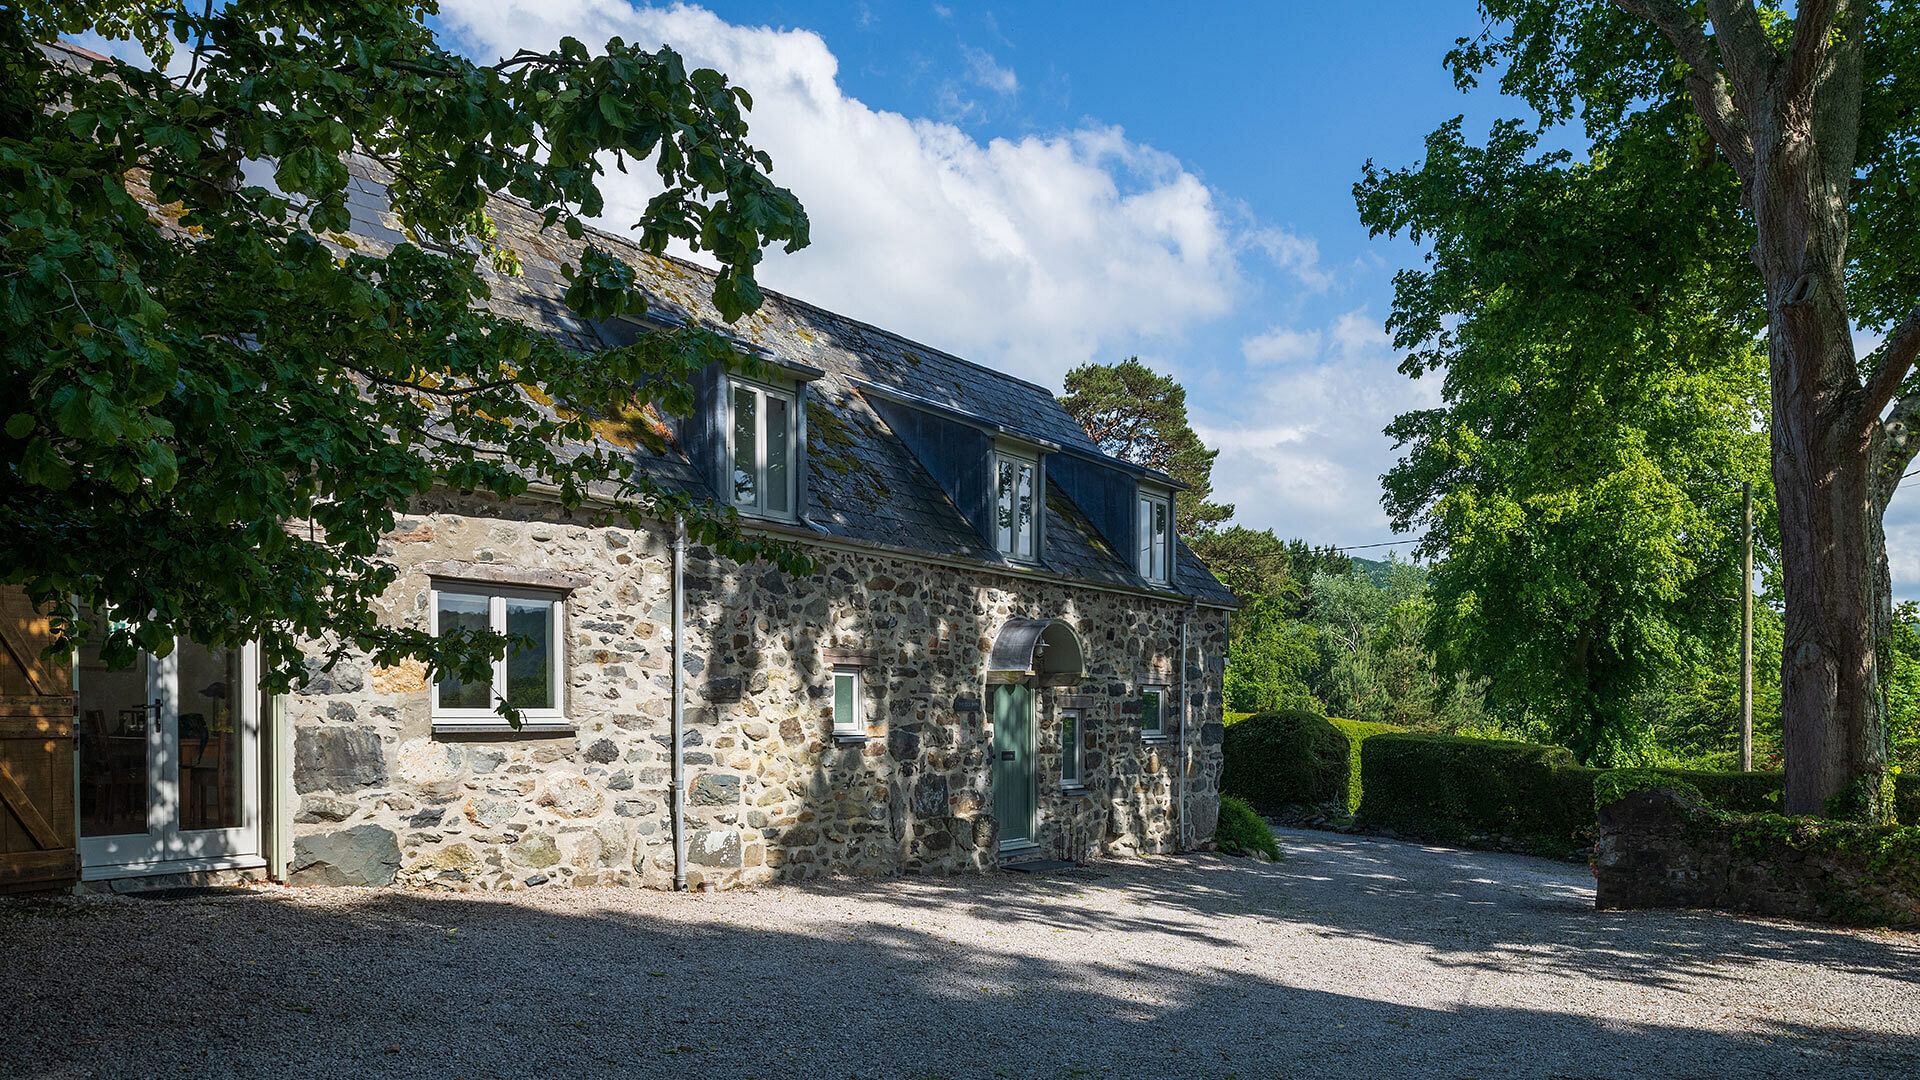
960 45 1017 96
435 1 1238 388
1199 308 1433 545
1248 226 1331 291
1241 325 1322 365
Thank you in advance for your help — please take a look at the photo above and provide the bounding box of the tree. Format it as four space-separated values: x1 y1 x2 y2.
1223 596 1322 715
1186 525 1298 606
1360 97 1776 765
3 3 810 707
1375 2 1918 814
1061 357 1233 535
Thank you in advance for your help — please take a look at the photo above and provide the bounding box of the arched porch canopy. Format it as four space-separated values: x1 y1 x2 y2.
986 618 1086 688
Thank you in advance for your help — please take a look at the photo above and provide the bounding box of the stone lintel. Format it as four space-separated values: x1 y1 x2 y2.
421 560 592 592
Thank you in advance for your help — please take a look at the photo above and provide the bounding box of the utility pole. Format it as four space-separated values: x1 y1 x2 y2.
1740 481 1754 773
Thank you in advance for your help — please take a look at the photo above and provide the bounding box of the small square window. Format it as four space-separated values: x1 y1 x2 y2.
832 667 863 737
1061 709 1083 787
430 583 566 729
1139 687 1167 740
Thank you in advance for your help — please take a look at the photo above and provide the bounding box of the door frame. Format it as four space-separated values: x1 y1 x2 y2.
77 640 263 879
991 680 1038 852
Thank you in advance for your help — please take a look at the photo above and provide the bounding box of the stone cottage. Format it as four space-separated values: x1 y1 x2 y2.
59 155 1236 893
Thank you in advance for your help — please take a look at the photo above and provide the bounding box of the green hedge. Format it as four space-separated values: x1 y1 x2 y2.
1351 733 1911 857
1328 718 1403 813
1355 734 1597 857
1220 707 1351 815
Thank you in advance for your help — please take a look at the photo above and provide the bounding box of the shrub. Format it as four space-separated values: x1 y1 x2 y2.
1327 717 1403 813
1215 794 1283 859
1898 772 1918 826
1356 733 1597 857
1220 707 1351 815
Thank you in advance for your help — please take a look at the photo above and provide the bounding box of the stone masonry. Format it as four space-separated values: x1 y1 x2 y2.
285 495 1228 890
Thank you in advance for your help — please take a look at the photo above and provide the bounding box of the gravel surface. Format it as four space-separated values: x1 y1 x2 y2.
3 828 1917 1079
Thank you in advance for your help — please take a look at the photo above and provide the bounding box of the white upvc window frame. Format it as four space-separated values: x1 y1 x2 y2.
1139 685 1168 741
1060 708 1084 789
1137 487 1173 584
831 665 864 739
992 447 1041 562
428 581 567 730
726 376 800 520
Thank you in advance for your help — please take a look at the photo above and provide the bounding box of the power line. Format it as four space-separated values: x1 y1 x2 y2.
1326 539 1421 552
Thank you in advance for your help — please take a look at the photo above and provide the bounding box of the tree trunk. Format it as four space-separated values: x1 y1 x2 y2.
1771 399 1890 816
1753 67 1891 818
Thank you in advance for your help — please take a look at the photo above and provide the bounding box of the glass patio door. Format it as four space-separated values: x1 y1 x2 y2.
75 635 259 873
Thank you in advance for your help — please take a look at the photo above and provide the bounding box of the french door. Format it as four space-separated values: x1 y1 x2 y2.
73 634 260 874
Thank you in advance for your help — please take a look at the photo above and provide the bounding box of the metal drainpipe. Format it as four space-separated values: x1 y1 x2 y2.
670 515 688 891
1177 602 1192 851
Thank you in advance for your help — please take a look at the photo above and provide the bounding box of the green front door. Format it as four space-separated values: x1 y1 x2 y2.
992 682 1035 848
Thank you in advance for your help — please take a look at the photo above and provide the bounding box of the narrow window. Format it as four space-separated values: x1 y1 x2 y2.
728 378 798 517
1137 490 1171 583
993 450 1039 560
1139 686 1166 739
1061 709 1083 787
431 584 565 727
831 667 863 737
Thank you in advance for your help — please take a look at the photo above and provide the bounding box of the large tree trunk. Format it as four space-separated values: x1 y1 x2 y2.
1771 393 1891 816
1752 41 1890 817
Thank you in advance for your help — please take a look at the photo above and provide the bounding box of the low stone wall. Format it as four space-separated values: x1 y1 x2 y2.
1594 788 1920 927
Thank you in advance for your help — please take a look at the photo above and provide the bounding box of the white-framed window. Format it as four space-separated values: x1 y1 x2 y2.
727 377 798 518
1139 686 1167 740
429 583 565 728
1061 709 1084 788
993 449 1040 561
1137 489 1172 583
831 666 863 738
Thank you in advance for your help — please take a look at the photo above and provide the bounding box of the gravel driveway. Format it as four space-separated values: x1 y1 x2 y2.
3 828 1916 1079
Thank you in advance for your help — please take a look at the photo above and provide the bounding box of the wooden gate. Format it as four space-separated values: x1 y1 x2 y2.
0 587 78 894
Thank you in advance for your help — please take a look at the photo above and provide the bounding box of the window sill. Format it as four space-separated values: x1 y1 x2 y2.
1140 734 1171 744
832 732 870 745
1061 783 1093 796
432 721 577 739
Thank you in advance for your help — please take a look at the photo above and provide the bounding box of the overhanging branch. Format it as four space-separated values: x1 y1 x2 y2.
1610 0 1756 180
1784 0 1840 106
1859 305 1920 423
1874 384 1920 508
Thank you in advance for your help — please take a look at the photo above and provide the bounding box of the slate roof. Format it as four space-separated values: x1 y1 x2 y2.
335 155 1236 607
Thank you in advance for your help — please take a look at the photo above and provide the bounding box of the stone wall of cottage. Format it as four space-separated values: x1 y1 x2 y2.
283 496 1228 890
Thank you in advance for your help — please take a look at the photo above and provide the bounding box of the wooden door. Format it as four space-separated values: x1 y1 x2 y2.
991 682 1035 848
0 587 78 893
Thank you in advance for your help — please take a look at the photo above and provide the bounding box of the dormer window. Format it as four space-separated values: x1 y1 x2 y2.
993 448 1040 561
727 377 797 518
1137 488 1172 583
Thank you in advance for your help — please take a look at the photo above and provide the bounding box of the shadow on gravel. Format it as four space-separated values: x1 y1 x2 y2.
1 835 1917 1079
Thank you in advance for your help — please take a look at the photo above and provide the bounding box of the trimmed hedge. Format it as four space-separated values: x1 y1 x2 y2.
1328 718 1403 813
1355 734 1597 857
1220 707 1350 815
1350 733 1896 857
